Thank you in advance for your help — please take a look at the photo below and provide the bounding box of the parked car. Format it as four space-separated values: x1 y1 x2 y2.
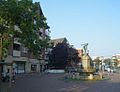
105 65 110 71
106 67 116 73
110 68 116 73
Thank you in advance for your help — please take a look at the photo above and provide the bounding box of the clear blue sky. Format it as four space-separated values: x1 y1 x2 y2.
34 0 120 57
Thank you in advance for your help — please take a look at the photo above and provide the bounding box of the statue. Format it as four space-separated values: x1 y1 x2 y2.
81 43 88 54
81 43 93 72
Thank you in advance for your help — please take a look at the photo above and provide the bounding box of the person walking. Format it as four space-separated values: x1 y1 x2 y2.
6 71 10 82
107 67 111 76
2 72 7 82
12 68 15 83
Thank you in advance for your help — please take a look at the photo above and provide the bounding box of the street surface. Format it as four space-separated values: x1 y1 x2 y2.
7 72 120 92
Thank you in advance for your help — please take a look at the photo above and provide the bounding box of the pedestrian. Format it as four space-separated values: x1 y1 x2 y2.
12 68 15 83
2 72 7 82
64 73 67 80
107 67 110 76
6 71 10 82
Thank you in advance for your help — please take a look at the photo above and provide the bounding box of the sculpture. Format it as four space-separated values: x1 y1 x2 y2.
81 43 93 72
81 43 88 55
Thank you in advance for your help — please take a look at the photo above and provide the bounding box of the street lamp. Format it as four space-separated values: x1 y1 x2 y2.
0 33 3 61
0 33 3 77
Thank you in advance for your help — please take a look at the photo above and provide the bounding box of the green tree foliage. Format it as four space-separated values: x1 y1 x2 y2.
67 47 80 67
49 43 69 69
49 43 80 69
104 58 111 65
0 0 50 58
93 57 101 69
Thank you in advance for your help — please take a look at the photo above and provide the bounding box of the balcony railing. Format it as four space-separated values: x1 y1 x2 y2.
13 50 21 57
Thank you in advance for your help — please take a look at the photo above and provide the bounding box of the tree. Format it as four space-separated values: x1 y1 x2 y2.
104 58 111 66
0 0 50 59
93 57 101 70
49 43 80 69
49 43 69 69
67 47 80 67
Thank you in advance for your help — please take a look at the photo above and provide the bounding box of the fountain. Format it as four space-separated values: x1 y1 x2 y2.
80 43 95 80
65 43 102 80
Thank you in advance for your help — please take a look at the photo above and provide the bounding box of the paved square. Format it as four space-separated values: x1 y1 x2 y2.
7 73 120 92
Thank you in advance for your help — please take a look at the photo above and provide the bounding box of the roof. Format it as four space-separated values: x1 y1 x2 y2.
51 37 67 43
50 38 69 47
52 38 67 42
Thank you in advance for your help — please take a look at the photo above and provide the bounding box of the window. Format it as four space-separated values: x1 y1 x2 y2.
13 43 20 51
22 47 28 53
39 31 42 36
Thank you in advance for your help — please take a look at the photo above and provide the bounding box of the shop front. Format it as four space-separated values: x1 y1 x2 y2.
14 61 25 73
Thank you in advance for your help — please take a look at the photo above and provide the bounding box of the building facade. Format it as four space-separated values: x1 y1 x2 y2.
0 2 50 74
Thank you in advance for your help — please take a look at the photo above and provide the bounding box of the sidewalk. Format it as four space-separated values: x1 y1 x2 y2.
103 72 120 81
1 72 120 92
0 81 11 92
0 73 41 92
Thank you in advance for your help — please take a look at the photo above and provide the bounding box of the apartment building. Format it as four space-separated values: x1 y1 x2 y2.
0 2 50 74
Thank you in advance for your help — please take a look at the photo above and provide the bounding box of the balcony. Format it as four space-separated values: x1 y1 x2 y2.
13 43 21 57
13 50 21 57
14 38 21 44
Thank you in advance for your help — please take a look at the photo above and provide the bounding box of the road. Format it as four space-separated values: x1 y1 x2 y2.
10 72 120 92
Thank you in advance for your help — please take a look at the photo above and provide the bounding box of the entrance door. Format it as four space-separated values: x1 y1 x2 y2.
31 64 37 72
16 62 25 73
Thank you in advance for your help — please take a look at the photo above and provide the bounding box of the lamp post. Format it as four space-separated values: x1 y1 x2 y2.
100 56 105 73
8 34 13 88
0 33 3 77
0 33 3 60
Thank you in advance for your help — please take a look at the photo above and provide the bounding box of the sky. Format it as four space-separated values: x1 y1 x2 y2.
33 0 120 57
